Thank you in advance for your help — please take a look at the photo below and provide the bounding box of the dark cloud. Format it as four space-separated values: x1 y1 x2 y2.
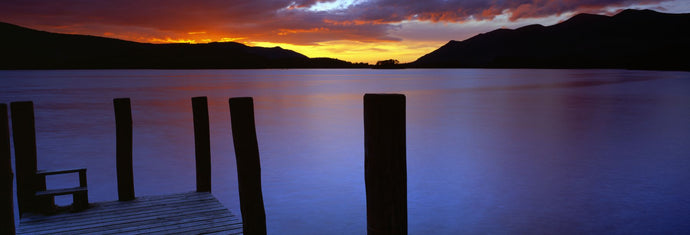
337 0 671 22
0 0 672 44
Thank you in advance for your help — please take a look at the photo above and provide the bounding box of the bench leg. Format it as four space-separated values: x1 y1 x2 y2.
73 191 89 211
36 180 56 214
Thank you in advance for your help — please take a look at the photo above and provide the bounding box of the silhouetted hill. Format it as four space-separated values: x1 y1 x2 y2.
0 22 368 69
410 9 690 71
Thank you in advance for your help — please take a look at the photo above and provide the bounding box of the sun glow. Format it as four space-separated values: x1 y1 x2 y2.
144 32 249 45
139 34 435 64
136 29 444 64
248 40 442 64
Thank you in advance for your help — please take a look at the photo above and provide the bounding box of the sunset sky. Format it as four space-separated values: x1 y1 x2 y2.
1 0 689 64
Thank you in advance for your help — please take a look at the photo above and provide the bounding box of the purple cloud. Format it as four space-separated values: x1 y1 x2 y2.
0 0 675 44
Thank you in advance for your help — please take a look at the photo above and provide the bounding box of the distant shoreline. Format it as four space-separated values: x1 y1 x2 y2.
2 68 689 72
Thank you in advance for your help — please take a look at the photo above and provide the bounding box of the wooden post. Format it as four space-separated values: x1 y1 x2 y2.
229 97 266 235
10 101 51 215
1 104 15 234
363 94 407 235
114 98 135 201
192 97 211 193
74 169 88 210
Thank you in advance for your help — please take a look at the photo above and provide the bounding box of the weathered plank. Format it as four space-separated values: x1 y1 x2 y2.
120 213 239 234
18 202 226 232
37 208 231 234
18 197 219 226
35 186 87 197
36 168 86 176
17 191 241 235
19 192 213 223
19 195 221 230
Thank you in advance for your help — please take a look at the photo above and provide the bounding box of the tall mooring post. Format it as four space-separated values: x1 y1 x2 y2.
1 104 15 234
229 97 267 235
10 101 51 215
192 97 211 192
363 94 407 235
114 98 135 201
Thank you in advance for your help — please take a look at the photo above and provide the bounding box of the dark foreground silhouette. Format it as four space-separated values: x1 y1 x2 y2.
0 23 368 69
410 9 690 71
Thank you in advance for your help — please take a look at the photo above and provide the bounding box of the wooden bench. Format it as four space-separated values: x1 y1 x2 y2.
35 168 89 211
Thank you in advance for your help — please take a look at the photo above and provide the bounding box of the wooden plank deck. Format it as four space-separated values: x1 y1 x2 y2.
17 191 242 235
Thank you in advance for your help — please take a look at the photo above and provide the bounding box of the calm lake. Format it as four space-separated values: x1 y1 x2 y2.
2 69 690 234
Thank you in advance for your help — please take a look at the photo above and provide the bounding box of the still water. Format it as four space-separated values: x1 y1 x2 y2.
1 69 689 234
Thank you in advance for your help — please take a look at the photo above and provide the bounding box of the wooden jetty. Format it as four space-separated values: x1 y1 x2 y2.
3 97 264 234
3 94 409 235
17 192 241 234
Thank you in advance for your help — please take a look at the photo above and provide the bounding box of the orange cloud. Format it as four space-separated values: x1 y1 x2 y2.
148 38 196 44
277 27 330 36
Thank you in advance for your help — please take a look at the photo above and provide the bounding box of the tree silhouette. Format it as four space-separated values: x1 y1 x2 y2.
375 59 399 67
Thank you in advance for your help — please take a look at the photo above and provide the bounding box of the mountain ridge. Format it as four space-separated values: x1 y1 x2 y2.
0 22 367 69
410 9 690 71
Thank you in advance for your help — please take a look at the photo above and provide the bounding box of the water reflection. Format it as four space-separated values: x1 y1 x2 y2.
1 69 689 234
